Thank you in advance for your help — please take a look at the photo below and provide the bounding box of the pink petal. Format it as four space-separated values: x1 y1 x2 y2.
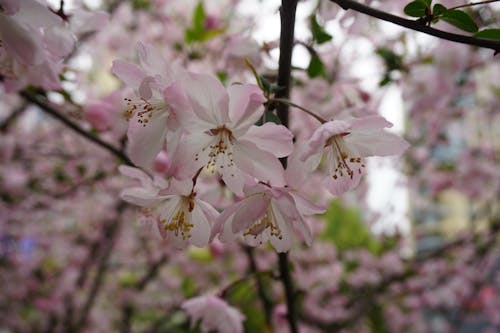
137 42 174 82
111 60 146 90
231 194 269 234
169 133 211 180
346 131 410 157
301 120 351 161
189 203 212 247
349 115 393 131
43 26 75 58
232 140 286 187
183 72 230 126
163 82 211 133
127 110 168 170
0 16 43 65
227 84 265 135
243 123 293 158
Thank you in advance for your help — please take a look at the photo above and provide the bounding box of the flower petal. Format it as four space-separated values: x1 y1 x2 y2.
169 133 212 180
232 140 286 187
111 60 146 90
183 72 230 126
301 120 351 162
242 123 293 158
346 131 409 157
127 109 168 170
227 84 265 135
189 203 212 247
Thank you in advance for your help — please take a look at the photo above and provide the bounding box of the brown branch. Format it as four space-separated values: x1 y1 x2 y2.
275 1 299 333
329 0 500 53
449 0 499 10
72 203 127 332
0 102 27 132
20 90 134 166
242 247 274 327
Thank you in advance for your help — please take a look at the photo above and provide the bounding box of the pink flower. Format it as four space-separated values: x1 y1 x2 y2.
119 166 218 249
301 115 409 195
170 73 293 195
111 43 185 170
0 0 75 91
214 183 313 252
182 295 245 333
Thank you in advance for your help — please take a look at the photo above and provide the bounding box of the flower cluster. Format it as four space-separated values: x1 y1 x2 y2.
116 43 409 252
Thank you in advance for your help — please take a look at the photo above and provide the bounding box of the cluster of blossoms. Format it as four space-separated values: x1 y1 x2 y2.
0 0 107 92
115 43 409 252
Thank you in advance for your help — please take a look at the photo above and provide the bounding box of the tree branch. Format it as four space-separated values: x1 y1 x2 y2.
243 247 274 327
20 90 134 166
329 0 500 53
276 1 299 333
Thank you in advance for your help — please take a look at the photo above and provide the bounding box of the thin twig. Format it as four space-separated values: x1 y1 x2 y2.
242 247 274 327
20 90 134 166
270 98 327 124
449 0 499 11
0 103 27 132
329 0 500 53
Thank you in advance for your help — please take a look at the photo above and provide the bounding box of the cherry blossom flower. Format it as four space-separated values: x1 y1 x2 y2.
0 0 75 91
214 183 313 252
182 295 245 333
301 115 409 195
170 73 293 195
111 43 186 170
119 166 217 249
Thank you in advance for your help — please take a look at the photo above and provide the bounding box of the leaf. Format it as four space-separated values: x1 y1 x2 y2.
310 14 332 44
184 2 223 43
192 1 205 32
474 28 500 40
307 54 325 78
432 3 447 16
403 1 428 18
440 10 478 33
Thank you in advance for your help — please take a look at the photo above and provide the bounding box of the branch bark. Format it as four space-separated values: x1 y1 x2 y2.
20 90 134 166
276 1 299 333
329 0 500 53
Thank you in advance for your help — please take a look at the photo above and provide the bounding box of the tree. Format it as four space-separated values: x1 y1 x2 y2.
0 0 499 332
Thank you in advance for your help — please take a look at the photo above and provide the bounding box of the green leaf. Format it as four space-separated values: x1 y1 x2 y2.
403 1 428 17
310 14 332 44
307 54 325 78
184 2 223 44
192 1 205 32
474 28 500 40
432 3 447 16
441 10 478 33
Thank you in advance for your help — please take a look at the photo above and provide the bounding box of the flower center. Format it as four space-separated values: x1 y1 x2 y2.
327 135 365 180
161 195 195 240
197 125 236 175
124 97 168 126
243 207 283 242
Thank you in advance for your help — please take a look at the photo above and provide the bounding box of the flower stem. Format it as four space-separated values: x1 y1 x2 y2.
270 98 327 124
449 0 499 11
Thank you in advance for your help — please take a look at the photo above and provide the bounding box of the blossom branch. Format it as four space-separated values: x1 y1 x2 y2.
0 102 27 133
20 90 134 166
72 203 127 332
329 0 500 53
276 1 299 333
449 0 500 10
269 97 327 124
243 247 274 326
